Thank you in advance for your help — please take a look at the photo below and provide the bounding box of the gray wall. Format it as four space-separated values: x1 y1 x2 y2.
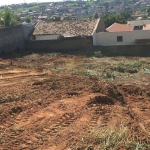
25 36 93 52
25 38 150 57
22 25 34 39
0 24 33 54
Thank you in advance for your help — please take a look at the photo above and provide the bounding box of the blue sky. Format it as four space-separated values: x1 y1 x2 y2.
0 0 62 6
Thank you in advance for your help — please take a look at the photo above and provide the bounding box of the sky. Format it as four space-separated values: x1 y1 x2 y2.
0 0 62 6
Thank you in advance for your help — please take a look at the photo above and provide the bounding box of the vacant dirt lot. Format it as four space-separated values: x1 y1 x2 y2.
0 53 150 150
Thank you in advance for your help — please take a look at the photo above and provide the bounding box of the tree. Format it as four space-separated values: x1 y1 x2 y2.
11 14 20 25
25 18 31 23
101 13 127 28
0 8 20 27
25 16 31 23
120 10 131 20
147 7 150 13
142 16 149 20
52 16 61 21
3 8 11 26
94 13 99 19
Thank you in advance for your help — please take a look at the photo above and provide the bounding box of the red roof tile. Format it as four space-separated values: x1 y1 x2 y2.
106 22 134 32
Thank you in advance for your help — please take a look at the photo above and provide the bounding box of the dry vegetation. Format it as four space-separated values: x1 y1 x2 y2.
0 53 150 150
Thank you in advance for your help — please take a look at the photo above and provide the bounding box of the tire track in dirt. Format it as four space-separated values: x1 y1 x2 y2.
0 56 150 150
1 94 98 150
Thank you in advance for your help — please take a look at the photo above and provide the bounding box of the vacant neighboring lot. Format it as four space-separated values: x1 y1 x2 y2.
0 53 150 150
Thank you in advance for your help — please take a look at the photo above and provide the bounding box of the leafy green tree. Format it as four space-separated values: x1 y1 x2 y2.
86 0 93 6
52 16 61 21
142 16 149 20
120 10 131 20
11 14 20 25
48 18 53 22
101 13 127 28
25 15 31 23
147 7 150 13
25 18 31 23
3 8 11 26
94 13 99 19
0 8 20 27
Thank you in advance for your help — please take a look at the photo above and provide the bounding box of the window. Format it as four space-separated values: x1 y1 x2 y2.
134 26 143 30
117 36 123 42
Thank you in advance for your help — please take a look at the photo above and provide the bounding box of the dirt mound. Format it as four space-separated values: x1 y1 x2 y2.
87 94 115 105
120 85 144 95
91 82 125 104
146 90 150 97
10 106 23 114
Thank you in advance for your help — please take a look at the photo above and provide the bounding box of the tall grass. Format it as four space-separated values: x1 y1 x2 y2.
70 123 150 150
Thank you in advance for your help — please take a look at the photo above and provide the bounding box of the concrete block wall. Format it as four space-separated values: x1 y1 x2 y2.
0 24 34 54
0 25 24 54
25 36 93 53
22 25 34 39
25 38 150 57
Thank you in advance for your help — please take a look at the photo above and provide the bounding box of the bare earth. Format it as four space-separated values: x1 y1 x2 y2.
0 53 150 150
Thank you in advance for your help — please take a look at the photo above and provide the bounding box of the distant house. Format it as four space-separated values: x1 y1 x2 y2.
38 16 48 22
21 10 29 16
32 19 105 41
20 17 26 22
93 20 150 46
127 20 150 29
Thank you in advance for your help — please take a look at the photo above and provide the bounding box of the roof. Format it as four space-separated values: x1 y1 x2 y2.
106 23 134 32
22 22 33 26
33 19 99 36
127 20 150 26
38 16 48 19
143 24 150 30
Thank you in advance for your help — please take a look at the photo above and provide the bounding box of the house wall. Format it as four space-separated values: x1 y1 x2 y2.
35 34 61 40
96 19 105 32
94 30 150 46
92 18 105 46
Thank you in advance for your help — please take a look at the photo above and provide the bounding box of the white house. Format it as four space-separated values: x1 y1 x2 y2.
93 20 150 46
